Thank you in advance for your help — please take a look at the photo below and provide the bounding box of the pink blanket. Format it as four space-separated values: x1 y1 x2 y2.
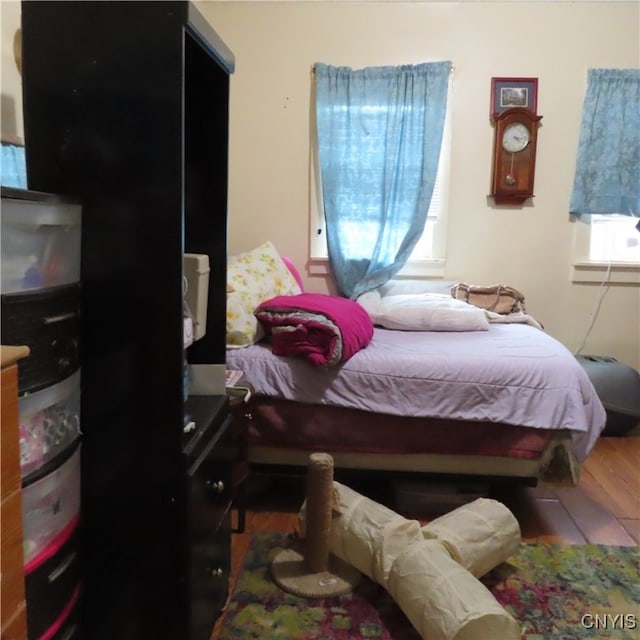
255 293 374 366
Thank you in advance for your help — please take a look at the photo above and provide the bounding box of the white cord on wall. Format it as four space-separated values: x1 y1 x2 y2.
574 259 613 356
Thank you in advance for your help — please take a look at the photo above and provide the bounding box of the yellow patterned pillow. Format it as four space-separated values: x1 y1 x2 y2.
226 241 302 348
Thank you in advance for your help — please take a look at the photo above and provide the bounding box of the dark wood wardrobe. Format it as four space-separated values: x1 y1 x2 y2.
20 2 234 638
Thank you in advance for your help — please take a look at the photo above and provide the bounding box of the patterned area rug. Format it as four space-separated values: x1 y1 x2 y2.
217 532 639 640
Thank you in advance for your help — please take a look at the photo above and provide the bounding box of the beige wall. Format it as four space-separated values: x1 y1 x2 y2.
2 1 638 367
1 0 23 142
199 0 640 368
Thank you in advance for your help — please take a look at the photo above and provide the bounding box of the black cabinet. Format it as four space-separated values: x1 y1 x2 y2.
21 2 234 638
185 397 234 640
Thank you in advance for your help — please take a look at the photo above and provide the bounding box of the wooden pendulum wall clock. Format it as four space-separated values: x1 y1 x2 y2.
490 107 542 205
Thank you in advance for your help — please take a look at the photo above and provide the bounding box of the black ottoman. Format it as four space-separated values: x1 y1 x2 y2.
576 355 640 436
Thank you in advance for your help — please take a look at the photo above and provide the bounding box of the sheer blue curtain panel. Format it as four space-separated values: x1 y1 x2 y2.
315 61 452 298
569 69 640 218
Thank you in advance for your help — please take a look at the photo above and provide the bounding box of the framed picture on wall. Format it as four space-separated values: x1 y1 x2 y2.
490 77 538 115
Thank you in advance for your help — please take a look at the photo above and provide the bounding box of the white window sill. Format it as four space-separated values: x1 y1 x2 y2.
308 258 331 276
572 261 640 285
308 257 446 279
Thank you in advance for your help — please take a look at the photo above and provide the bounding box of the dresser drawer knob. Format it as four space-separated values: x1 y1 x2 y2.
206 480 224 494
210 567 224 578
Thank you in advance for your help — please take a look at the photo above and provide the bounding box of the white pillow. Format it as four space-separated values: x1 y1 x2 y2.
226 241 301 348
378 279 457 298
358 292 489 331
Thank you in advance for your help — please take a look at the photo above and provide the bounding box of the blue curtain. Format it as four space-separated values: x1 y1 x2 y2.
569 69 640 217
315 61 451 298
0 143 27 188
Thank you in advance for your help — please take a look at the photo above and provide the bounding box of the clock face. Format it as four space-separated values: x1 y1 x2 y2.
502 123 530 153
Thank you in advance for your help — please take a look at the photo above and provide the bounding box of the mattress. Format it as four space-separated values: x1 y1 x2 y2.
226 324 606 462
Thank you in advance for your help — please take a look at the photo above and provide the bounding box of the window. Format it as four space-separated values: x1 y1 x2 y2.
310 101 451 278
404 113 450 275
573 216 640 284
589 215 640 263
0 142 27 188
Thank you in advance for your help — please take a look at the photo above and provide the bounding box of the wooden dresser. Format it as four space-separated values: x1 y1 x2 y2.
1 345 29 639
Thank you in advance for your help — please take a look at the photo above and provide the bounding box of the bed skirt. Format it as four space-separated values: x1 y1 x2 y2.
243 396 579 485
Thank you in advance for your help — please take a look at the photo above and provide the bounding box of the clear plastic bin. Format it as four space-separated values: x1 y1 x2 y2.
1 196 81 294
19 371 81 478
22 445 81 565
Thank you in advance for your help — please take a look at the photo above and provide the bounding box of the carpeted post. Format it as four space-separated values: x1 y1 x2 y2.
270 452 361 598
304 452 333 572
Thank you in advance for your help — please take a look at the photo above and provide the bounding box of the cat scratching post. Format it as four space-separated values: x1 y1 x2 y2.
299 481 522 640
271 453 361 598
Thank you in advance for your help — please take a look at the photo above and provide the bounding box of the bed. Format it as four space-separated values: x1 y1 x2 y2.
223 244 607 487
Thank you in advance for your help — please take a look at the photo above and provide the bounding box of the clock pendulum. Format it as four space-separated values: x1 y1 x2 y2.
505 153 517 185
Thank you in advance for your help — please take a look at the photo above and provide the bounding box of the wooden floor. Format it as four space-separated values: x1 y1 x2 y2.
211 435 639 639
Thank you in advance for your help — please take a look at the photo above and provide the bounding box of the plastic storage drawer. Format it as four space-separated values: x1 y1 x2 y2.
1 187 81 295
25 525 80 640
44 593 80 640
19 371 81 480
22 443 81 567
1 284 80 394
